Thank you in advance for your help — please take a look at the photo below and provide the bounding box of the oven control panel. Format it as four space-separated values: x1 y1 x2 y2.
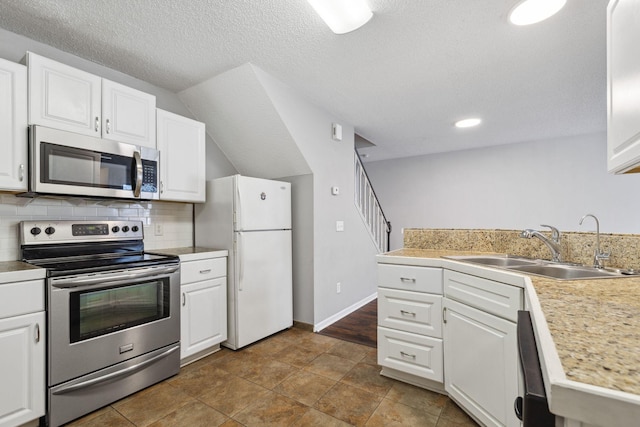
20 220 145 244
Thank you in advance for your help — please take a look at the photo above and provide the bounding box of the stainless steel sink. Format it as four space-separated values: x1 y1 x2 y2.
445 255 540 268
507 264 623 280
446 254 636 280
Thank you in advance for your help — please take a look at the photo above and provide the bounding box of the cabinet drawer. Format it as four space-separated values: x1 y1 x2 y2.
181 257 226 284
378 288 442 338
378 264 442 294
444 270 522 322
377 326 443 383
0 280 44 319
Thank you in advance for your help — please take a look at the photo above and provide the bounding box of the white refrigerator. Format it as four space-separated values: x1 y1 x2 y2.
194 175 293 350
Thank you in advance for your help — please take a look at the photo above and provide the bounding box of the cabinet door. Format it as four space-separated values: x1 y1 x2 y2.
444 298 519 427
180 277 227 360
102 79 156 148
607 0 640 173
0 59 27 191
27 52 101 136
157 109 206 202
0 312 45 427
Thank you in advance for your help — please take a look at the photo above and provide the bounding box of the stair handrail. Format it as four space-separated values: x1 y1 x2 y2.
354 150 391 252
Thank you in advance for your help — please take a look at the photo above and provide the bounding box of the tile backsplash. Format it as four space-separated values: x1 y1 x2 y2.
0 194 194 261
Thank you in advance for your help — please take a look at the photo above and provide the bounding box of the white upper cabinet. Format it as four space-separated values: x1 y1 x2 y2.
156 109 206 202
27 52 101 137
27 52 156 148
0 58 28 191
607 0 640 173
102 79 156 147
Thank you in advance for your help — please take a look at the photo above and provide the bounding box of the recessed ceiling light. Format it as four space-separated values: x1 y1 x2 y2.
509 0 566 26
454 118 482 128
307 0 373 34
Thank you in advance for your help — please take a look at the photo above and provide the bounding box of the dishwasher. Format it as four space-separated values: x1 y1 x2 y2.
515 310 555 427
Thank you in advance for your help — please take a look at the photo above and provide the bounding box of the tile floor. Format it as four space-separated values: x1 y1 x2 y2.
67 327 479 427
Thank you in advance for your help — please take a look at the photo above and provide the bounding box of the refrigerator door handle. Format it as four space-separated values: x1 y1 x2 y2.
238 232 244 291
235 181 242 231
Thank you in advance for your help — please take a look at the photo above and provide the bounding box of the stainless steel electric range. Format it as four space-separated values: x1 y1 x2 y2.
20 220 180 427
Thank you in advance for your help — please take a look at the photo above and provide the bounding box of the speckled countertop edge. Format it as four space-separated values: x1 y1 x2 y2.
381 248 640 396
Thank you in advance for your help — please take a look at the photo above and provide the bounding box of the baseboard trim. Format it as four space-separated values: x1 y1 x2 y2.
314 292 377 332
293 320 313 332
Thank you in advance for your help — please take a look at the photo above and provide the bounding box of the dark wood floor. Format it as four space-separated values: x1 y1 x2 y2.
318 299 377 348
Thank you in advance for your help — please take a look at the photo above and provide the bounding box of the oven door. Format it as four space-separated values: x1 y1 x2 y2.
48 264 179 386
30 125 159 200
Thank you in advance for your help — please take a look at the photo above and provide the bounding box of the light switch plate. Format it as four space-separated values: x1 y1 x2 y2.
336 221 344 232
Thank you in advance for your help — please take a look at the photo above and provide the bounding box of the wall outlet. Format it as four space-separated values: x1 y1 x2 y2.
154 223 164 236
336 282 341 294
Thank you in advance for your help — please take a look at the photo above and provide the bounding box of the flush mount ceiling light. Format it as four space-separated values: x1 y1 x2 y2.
509 0 567 26
307 0 373 34
454 118 482 128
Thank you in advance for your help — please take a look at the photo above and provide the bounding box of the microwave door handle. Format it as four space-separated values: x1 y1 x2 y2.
133 151 143 197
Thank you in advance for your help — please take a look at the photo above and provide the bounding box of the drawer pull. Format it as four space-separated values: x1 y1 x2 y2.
400 351 416 359
400 310 416 317
199 269 212 274
400 277 416 283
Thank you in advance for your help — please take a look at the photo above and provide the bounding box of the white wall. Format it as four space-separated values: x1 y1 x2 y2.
365 132 640 250
280 174 315 324
255 68 379 327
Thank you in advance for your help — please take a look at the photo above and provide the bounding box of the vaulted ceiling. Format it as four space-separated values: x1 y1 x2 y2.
0 0 608 162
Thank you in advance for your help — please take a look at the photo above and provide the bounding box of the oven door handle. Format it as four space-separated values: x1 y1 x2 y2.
51 265 179 288
51 345 179 395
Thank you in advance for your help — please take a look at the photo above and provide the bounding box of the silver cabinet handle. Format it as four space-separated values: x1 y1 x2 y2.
443 307 447 324
35 323 40 343
182 292 186 306
400 351 416 359
400 277 416 283
106 118 111 134
199 269 211 274
19 164 24 182
160 181 164 194
400 310 416 317
95 116 100 132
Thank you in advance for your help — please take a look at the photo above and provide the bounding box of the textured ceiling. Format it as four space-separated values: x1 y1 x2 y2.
0 0 608 162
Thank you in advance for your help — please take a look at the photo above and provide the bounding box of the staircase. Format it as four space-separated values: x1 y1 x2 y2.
354 151 391 253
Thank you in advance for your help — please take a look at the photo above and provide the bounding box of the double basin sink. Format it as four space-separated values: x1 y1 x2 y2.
445 254 637 280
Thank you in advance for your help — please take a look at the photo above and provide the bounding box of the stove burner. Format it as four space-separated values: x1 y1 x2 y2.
20 220 178 276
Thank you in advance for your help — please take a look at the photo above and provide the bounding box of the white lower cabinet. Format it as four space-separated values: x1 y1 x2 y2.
179 254 227 363
443 270 522 427
0 276 45 427
377 263 444 389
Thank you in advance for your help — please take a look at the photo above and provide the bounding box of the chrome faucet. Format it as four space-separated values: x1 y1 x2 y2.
579 214 610 268
520 224 562 262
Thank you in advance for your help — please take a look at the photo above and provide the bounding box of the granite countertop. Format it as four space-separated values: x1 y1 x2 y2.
381 248 640 396
0 260 46 283
152 246 228 262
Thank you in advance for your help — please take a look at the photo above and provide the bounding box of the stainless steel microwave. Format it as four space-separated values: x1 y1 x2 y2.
29 125 159 200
